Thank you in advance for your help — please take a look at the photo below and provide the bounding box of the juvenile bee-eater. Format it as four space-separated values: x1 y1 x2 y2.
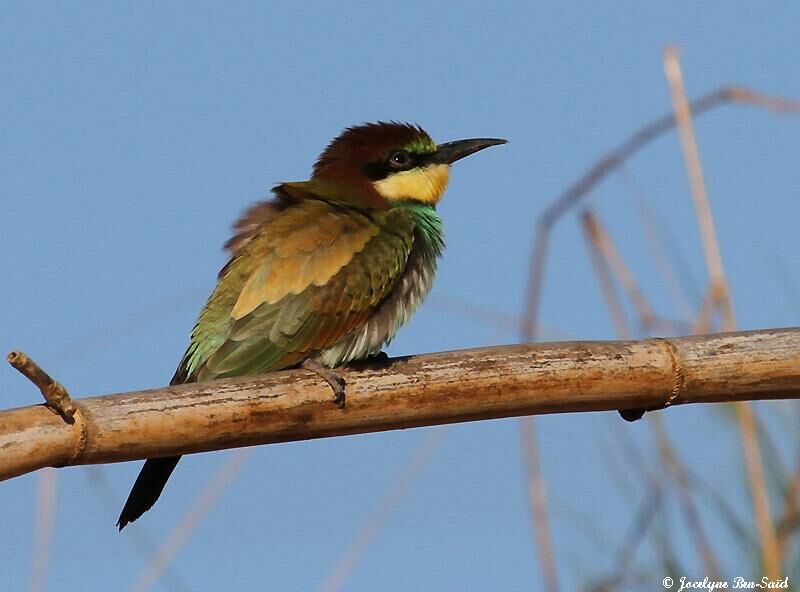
117 122 505 530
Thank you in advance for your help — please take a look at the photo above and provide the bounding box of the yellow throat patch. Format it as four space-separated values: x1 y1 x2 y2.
373 164 450 204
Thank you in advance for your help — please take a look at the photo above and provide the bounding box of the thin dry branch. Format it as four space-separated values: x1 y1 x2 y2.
520 85 800 342
581 211 632 339
664 47 731 319
2 328 800 482
520 418 560 592
618 167 696 321
29 469 57 592
663 47 780 579
777 458 800 560
318 429 445 592
650 414 721 578
130 450 253 592
582 211 685 336
581 208 721 575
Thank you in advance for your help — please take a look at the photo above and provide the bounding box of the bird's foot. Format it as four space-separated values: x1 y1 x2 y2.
303 359 346 408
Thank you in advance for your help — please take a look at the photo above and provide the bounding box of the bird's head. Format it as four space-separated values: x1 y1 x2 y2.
280 122 506 209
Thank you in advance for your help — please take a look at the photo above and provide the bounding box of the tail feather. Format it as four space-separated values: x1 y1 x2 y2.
117 456 181 530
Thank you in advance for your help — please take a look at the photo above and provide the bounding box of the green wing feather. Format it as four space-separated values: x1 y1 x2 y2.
173 199 416 384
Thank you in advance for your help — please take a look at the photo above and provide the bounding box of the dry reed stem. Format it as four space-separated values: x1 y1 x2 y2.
580 210 663 421
585 211 686 335
130 449 253 592
663 46 780 579
692 288 719 334
582 212 675 336
777 460 800 560
521 85 800 342
650 414 721 578
663 47 730 317
734 401 780 577
618 167 696 322
520 417 560 592
772 258 800 320
429 295 571 341
581 216 721 573
318 429 445 592
581 212 633 339
591 482 663 592
28 469 57 592
82 467 189 592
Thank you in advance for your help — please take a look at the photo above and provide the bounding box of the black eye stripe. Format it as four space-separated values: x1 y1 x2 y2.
362 151 431 181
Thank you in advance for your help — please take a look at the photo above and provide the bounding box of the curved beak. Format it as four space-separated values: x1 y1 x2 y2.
430 137 507 165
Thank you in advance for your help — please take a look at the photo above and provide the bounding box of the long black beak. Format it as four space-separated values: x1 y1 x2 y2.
431 138 507 165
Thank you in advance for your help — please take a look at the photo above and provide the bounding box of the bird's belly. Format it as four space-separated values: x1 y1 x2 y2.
317 241 438 368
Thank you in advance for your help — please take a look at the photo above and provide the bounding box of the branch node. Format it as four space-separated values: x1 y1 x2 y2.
658 337 686 408
66 406 89 466
7 350 77 423
618 337 685 422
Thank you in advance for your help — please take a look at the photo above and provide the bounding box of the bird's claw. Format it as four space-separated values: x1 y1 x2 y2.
332 379 346 409
303 359 347 409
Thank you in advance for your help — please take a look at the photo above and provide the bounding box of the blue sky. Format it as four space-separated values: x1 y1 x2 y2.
2 2 799 590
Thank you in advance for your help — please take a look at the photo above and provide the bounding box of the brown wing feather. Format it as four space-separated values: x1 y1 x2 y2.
184 200 416 382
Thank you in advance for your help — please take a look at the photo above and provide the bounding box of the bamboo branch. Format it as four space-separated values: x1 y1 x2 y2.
3 328 800 482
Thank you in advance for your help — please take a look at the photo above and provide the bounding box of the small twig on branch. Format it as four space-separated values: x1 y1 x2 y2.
8 351 77 422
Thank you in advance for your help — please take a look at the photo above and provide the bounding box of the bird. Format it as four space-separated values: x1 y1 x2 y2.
116 121 506 530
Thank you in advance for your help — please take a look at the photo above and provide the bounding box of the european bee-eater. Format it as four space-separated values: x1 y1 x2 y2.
117 122 505 530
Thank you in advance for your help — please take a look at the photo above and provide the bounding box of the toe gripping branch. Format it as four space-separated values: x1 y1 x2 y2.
302 358 347 408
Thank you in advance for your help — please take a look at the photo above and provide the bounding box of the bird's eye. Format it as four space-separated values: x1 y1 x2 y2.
388 150 412 169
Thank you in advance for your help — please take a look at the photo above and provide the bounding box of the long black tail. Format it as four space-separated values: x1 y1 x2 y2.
117 456 182 530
